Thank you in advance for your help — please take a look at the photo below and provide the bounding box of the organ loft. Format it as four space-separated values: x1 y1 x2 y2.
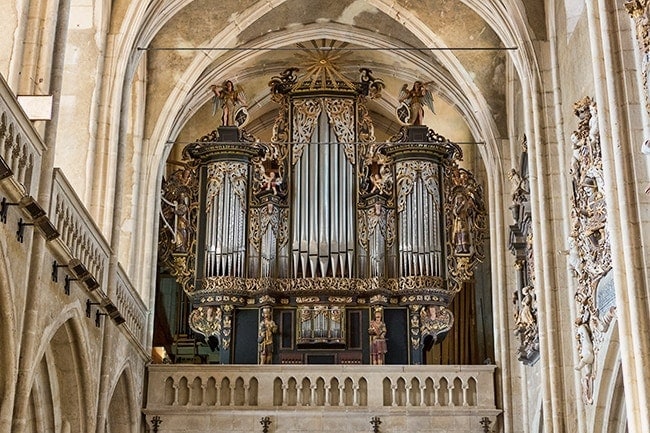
157 53 487 366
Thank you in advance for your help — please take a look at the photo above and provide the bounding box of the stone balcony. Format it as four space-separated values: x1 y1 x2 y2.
144 364 501 433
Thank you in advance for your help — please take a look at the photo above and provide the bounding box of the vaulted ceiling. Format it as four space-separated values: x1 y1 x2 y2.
106 0 543 164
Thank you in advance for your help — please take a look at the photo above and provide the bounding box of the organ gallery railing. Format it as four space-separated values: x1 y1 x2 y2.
146 364 497 409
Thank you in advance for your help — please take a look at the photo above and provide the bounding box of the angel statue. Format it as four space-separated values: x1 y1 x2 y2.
397 81 435 126
210 80 248 127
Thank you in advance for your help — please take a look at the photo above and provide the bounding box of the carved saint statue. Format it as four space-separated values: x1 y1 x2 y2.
368 308 388 365
452 192 472 255
258 307 277 364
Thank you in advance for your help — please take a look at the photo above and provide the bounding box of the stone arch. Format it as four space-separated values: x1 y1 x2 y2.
26 307 95 433
593 322 627 433
107 366 138 433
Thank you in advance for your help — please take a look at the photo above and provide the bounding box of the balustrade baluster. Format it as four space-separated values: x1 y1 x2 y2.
230 384 236 406
215 384 222 406
310 384 317 406
405 384 412 406
419 385 426 406
324 384 331 406
462 382 469 407
433 384 440 406
200 384 207 406
338 384 344 406
297 384 304 406
353 384 359 406
281 384 288 406
447 383 454 407
244 383 250 406
391 384 398 407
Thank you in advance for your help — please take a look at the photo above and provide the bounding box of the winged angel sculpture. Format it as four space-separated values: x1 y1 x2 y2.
210 80 248 127
397 81 435 126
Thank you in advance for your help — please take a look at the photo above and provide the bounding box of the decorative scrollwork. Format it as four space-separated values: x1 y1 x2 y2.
357 204 396 250
324 98 356 164
195 275 447 300
395 161 440 213
292 98 322 165
419 305 454 345
205 162 248 212
249 205 289 250
189 305 223 338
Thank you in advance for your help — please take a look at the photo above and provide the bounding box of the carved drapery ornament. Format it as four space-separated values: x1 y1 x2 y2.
569 97 616 405
205 162 248 211
357 205 396 250
324 98 356 164
291 98 322 165
249 205 290 251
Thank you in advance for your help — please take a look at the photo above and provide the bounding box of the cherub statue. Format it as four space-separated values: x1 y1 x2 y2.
261 169 282 195
210 80 247 126
398 81 435 125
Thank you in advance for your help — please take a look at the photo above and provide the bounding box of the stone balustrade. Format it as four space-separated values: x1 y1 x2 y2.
50 168 110 284
116 264 148 345
146 364 497 409
0 75 44 196
0 77 148 350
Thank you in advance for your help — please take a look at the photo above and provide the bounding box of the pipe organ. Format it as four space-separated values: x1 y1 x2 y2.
159 65 486 365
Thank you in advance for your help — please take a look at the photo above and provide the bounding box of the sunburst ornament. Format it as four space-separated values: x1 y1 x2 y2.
292 39 356 91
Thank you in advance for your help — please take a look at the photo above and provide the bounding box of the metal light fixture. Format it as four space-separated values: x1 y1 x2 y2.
64 274 76 295
95 310 108 327
86 299 100 318
0 197 18 223
370 416 381 433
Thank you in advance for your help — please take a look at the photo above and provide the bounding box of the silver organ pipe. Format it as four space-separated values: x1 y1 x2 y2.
291 106 355 278
204 163 248 278
396 163 443 277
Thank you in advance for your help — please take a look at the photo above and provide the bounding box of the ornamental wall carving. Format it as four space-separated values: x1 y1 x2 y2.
568 96 616 405
508 137 539 365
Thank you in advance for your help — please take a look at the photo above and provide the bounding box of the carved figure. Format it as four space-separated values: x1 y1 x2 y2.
575 323 595 404
210 80 247 126
369 172 383 194
261 169 282 195
515 286 535 329
398 81 435 125
452 192 472 255
508 168 528 204
368 308 387 365
258 307 277 364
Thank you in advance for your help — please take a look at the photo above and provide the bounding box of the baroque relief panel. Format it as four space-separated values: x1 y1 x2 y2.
568 97 616 404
